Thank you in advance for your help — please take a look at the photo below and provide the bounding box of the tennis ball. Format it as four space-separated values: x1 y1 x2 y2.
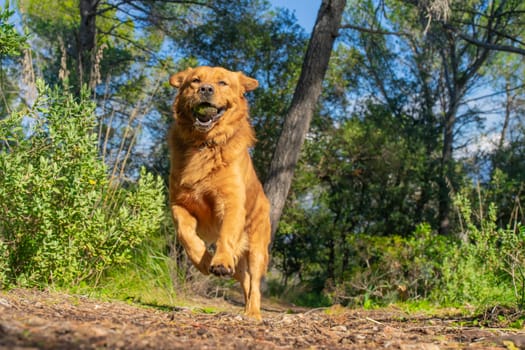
194 105 218 116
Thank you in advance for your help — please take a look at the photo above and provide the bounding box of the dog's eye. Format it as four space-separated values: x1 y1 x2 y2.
192 78 201 84
218 80 228 86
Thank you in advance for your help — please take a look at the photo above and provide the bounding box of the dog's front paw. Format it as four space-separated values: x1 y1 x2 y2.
209 254 235 277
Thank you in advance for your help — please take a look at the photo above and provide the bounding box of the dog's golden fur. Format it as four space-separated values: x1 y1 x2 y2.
168 66 270 320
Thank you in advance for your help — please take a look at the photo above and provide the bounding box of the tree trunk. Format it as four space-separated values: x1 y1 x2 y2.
263 0 347 239
78 0 99 88
438 109 456 235
437 25 491 235
498 81 512 149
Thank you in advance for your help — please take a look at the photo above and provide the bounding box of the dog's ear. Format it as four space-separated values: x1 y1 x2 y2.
238 72 258 93
169 67 193 88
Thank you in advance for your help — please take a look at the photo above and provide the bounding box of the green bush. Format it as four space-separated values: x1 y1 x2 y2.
0 238 9 288
274 189 525 311
434 192 525 309
330 224 449 306
332 198 525 310
0 80 165 288
0 7 28 57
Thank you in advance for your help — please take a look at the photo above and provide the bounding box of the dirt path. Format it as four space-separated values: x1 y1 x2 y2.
1 289 524 349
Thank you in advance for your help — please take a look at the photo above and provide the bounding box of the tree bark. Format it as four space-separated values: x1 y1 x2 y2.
437 21 492 235
263 0 347 239
498 81 513 149
438 109 456 235
78 0 99 88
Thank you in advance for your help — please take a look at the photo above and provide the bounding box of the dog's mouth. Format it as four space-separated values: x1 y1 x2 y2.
192 102 226 132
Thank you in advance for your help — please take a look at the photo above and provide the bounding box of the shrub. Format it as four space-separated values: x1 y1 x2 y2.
0 80 165 288
273 190 525 311
331 224 450 306
0 238 9 288
0 7 28 57
434 192 525 308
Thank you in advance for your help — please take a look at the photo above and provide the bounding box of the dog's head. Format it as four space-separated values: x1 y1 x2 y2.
170 66 258 133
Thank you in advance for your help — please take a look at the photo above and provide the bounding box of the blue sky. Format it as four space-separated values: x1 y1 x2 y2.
269 0 322 31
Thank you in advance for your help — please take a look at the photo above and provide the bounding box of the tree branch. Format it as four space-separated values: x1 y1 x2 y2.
340 19 525 56
449 27 525 56
339 23 410 36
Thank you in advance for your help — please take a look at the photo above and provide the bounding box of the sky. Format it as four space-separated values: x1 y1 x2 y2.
269 0 321 32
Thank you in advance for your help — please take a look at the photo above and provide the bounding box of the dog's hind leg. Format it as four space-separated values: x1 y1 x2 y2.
244 246 268 321
234 250 266 322
172 205 212 275
244 215 270 321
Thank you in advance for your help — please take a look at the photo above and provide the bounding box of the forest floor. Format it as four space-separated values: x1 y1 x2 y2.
1 288 525 349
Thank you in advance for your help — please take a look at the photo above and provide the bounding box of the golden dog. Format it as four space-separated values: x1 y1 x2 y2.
168 66 271 320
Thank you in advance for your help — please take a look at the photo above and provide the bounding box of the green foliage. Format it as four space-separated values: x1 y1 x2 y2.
0 80 165 288
0 238 9 288
92 222 177 307
488 143 525 227
435 191 525 309
272 106 440 295
0 7 28 57
324 224 449 307
275 188 525 311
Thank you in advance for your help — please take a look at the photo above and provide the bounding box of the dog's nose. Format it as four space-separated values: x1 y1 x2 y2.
199 84 214 96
